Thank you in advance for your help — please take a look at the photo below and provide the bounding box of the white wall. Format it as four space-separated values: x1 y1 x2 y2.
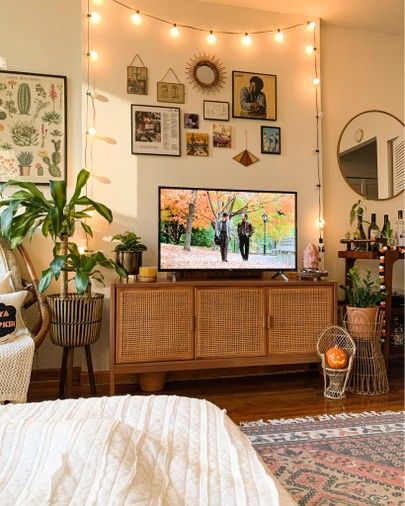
321 24 404 294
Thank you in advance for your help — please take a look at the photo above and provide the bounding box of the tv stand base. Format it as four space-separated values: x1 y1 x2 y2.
271 270 288 281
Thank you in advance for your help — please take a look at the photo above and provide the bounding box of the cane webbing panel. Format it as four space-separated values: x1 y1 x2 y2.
195 288 266 358
116 288 193 363
268 286 334 354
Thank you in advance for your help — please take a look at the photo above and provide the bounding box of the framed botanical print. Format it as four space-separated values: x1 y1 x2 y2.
232 71 277 121
131 104 181 156
0 70 67 184
261 126 281 154
157 82 185 104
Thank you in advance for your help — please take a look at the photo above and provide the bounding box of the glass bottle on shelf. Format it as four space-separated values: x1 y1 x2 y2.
394 210 405 247
354 215 367 250
367 213 379 251
381 214 391 244
391 317 404 346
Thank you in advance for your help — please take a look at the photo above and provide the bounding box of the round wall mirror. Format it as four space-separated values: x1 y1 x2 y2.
337 110 404 200
186 54 226 94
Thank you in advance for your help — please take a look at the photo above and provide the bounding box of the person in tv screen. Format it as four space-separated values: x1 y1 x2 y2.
240 76 267 118
215 212 232 262
237 213 254 261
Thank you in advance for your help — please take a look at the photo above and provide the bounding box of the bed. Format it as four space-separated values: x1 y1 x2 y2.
0 394 295 505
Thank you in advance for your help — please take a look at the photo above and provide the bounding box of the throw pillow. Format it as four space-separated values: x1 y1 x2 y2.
0 291 28 342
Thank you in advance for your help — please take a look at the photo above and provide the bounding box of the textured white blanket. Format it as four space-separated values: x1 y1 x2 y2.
0 395 282 505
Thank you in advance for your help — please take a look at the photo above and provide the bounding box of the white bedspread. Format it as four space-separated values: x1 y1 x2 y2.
0 395 285 505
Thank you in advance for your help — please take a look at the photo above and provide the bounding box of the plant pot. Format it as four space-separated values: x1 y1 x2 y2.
47 293 104 347
115 251 143 275
346 305 380 338
19 165 31 176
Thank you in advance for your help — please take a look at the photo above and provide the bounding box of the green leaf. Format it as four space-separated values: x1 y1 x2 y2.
49 179 66 214
69 169 90 206
49 255 66 278
0 200 19 238
38 269 53 293
81 221 93 237
75 271 89 295
76 196 113 223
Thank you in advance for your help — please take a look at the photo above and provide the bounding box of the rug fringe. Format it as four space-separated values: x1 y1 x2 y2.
240 410 405 427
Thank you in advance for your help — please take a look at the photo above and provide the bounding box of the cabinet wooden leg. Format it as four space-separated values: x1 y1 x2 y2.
59 347 68 399
85 345 96 396
139 372 166 392
65 347 74 398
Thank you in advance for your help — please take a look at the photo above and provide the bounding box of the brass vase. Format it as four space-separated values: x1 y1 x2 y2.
115 250 143 275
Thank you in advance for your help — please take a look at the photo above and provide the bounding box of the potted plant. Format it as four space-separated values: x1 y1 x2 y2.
0 168 126 347
112 231 147 275
342 266 385 336
16 150 33 176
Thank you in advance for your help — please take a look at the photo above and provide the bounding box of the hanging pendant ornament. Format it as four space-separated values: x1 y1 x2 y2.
233 130 259 167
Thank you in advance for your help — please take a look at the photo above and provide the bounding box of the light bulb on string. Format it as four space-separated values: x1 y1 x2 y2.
89 11 101 24
88 50 98 60
242 33 252 46
92 0 103 5
316 217 325 230
131 11 142 25
207 31 216 44
274 29 284 42
170 24 180 38
307 21 316 31
305 44 315 55
313 77 320 85
87 127 97 136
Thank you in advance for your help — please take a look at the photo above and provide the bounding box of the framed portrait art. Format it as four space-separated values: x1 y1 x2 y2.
261 126 281 155
0 70 67 184
232 71 277 121
131 104 181 157
203 100 229 121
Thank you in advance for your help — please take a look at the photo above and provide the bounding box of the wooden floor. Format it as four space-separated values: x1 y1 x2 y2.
29 365 404 424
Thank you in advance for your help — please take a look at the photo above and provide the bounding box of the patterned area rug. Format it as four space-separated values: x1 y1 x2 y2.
240 411 404 506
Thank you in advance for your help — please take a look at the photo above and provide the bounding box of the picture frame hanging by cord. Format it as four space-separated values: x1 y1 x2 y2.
157 68 185 104
127 54 148 95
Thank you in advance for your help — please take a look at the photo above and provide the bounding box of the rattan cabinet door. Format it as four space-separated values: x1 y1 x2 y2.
115 288 194 363
268 286 335 354
195 287 266 358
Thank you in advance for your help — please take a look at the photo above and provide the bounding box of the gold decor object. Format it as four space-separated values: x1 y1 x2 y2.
317 326 356 399
138 266 157 282
185 53 226 94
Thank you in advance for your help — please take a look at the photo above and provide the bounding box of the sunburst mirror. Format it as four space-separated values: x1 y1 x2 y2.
186 54 226 94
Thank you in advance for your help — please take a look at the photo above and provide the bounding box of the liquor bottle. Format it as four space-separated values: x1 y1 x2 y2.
367 213 379 251
391 317 404 346
394 210 405 246
381 214 390 243
354 215 367 250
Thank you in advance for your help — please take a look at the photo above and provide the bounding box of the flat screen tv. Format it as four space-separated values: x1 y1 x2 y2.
158 187 297 271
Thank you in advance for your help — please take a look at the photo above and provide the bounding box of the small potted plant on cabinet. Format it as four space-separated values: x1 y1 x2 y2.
343 266 385 336
0 169 126 347
112 231 147 275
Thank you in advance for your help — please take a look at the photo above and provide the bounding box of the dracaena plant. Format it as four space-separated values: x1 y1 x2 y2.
342 266 385 308
0 168 125 296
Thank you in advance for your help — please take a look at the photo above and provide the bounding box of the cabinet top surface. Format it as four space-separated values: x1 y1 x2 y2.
112 279 337 289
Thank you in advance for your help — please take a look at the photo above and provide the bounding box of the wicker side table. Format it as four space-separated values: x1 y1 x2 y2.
344 311 389 395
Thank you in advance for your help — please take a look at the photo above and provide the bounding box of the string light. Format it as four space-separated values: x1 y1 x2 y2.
87 127 97 136
89 11 101 24
88 50 98 60
92 0 103 5
307 21 316 31
131 10 142 25
316 218 325 229
274 29 284 42
313 77 320 85
207 31 216 44
170 24 180 38
242 33 252 46
305 44 315 55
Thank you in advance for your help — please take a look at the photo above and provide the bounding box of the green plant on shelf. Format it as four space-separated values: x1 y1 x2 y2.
342 266 385 308
112 231 147 252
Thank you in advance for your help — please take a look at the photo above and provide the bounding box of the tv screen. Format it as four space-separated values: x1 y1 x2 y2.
159 187 297 271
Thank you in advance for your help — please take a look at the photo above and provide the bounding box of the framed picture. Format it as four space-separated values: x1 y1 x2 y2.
184 113 199 129
232 71 277 121
127 66 148 95
0 70 66 184
157 82 185 104
203 100 229 121
261 126 281 155
212 124 231 148
186 132 209 156
131 104 180 157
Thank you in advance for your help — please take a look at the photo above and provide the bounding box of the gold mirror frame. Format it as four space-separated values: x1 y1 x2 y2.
337 109 404 201
186 54 226 94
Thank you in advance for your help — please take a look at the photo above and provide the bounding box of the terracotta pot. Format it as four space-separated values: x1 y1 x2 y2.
346 306 380 338
19 165 31 176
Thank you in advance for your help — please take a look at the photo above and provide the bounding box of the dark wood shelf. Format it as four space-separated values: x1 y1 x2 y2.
338 250 379 260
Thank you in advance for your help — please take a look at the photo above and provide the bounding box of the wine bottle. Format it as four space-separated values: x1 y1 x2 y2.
367 213 379 251
394 210 405 246
355 215 367 250
381 214 391 243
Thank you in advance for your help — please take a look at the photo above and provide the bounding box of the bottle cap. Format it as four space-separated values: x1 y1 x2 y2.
371 213 376 220
398 210 403 220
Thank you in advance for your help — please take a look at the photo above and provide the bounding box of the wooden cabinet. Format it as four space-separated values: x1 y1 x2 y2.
110 280 337 393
